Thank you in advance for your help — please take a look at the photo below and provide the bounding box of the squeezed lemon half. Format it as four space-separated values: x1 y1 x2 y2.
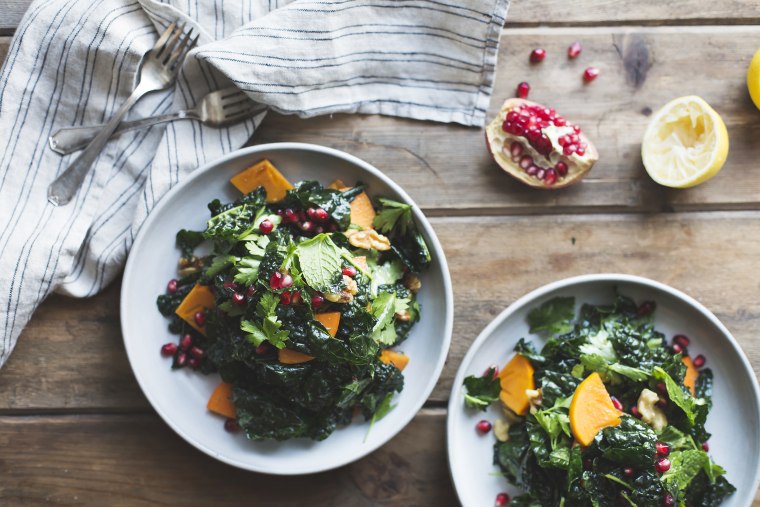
641 96 728 188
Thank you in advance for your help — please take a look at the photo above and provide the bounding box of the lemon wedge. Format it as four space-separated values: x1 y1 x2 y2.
641 96 728 188
748 48 760 110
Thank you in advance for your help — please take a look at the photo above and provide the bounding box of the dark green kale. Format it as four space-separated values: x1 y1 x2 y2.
374 197 430 272
462 368 500 410
527 296 575 335
176 229 204 257
280 180 364 230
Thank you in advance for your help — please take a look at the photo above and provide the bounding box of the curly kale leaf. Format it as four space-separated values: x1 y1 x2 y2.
527 296 575 335
462 368 500 410
208 187 266 216
281 180 363 230
176 229 204 257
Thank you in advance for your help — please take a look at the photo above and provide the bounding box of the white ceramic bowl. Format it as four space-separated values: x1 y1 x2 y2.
448 274 760 507
121 143 453 474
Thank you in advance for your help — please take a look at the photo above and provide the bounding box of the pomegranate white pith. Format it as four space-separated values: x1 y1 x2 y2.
485 98 598 189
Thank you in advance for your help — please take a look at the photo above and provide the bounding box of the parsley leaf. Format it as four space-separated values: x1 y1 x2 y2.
527 296 575 335
295 233 342 292
233 235 270 285
370 291 398 345
373 198 413 234
240 292 289 349
462 368 500 410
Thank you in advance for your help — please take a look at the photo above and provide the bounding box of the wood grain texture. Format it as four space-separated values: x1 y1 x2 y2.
3 212 760 409
0 37 9 65
0 409 455 506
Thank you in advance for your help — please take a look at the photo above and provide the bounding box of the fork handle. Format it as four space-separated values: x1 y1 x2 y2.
47 87 150 206
49 111 190 155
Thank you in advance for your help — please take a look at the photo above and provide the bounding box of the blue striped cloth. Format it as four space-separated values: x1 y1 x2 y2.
0 0 509 367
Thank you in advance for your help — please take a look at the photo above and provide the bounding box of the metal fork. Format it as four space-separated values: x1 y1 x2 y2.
47 22 198 206
48 88 264 155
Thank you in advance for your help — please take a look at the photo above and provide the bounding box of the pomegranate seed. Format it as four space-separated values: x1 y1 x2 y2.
529 48 546 63
223 281 239 290
301 221 314 233
314 208 329 222
166 279 178 294
655 457 671 473
519 155 533 170
563 144 577 156
567 41 582 59
224 418 240 432
314 226 324 235
306 208 317 220
280 292 292 305
342 266 357 277
311 294 325 308
194 311 205 328
297 210 307 222
189 357 201 369
536 168 546 180
476 420 492 434
516 81 530 99
554 117 566 127
656 398 668 408
673 334 691 348
555 161 568 176
575 146 585 156
693 354 706 368
189 346 205 359
291 291 302 305
160 343 177 357
702 441 709 452
246 285 256 297
527 165 539 176
544 169 557 186
284 208 297 223
671 342 684 354
663 493 675 507
259 219 274 234
255 342 271 355
623 467 634 477
637 301 655 316
630 405 641 418
269 272 284 289
610 396 623 411
656 442 670 457
573 125 581 133
281 274 293 288
656 382 667 395
495 493 510 507
558 135 569 147
232 292 246 306
510 141 523 159
583 66 599 82
483 365 500 379
175 352 188 367
180 334 193 351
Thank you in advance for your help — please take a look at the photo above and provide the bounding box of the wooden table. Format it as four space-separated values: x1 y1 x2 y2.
2 1 760 505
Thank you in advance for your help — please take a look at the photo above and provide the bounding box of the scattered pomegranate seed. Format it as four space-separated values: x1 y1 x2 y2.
483 365 500 379
495 493 510 507
655 457 671 473
702 441 709 452
342 266 357 277
555 161 568 176
516 81 530 99
630 405 641 418
259 219 274 234
232 292 246 306
610 396 623 411
180 334 193 351
311 294 325 308
663 493 675 507
567 41 582 59
281 274 293 288
160 343 177 357
224 418 240 432
189 346 204 359
246 285 256 297
693 354 706 368
291 291 302 305
476 420 492 434
656 398 668 409
193 311 205 328
583 67 599 82
189 357 201 369
223 281 239 290
280 292 292 305
175 352 188 367
673 334 690 348
301 221 314 233
255 342 271 355
166 279 178 294
671 342 684 354
637 301 655 316
284 208 297 223
269 272 284 290
314 208 329 222
656 442 670 457
656 382 667 395
297 210 307 222
623 467 634 477
529 48 546 63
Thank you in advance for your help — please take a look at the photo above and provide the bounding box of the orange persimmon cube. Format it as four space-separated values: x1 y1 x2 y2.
230 159 293 202
314 312 341 337
350 192 376 230
379 349 409 371
207 382 236 418
278 348 315 364
174 284 215 335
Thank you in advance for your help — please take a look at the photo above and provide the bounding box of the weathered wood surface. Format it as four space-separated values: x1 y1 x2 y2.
3 212 760 410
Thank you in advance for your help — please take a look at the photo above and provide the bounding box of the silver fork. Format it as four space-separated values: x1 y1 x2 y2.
48 88 264 155
47 22 198 206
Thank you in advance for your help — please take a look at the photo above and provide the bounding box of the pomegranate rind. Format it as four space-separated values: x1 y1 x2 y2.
485 98 598 189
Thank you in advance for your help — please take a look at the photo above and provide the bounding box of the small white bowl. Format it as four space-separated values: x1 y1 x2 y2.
121 143 453 474
447 274 760 507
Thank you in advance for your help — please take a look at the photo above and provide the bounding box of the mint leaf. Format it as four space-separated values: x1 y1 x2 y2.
295 233 342 292
373 198 412 234
462 368 500 411
528 296 575 335
661 450 710 490
653 367 699 424
370 291 398 345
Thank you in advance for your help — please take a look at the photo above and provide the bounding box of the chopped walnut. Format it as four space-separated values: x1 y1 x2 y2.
403 273 422 293
494 419 510 442
637 388 668 432
324 275 358 304
526 388 543 415
345 228 391 251
177 256 203 277
395 310 411 321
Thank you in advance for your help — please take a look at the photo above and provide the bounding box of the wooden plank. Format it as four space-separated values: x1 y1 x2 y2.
2 211 760 409
0 409 456 506
0 37 8 66
254 26 760 214
3 1 760 34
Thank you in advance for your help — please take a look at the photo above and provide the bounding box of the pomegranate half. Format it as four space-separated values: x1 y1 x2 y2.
485 98 598 189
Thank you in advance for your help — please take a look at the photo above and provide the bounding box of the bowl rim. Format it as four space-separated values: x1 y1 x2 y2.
121 142 454 474
446 273 760 505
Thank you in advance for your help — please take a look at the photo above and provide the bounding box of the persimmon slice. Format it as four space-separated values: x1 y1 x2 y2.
682 356 699 396
379 350 409 371
569 372 621 446
230 159 294 202
498 354 535 415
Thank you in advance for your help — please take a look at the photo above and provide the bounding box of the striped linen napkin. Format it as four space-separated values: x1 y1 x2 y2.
0 0 510 368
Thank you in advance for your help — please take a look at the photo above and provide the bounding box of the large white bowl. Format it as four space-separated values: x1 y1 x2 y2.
448 274 760 507
121 143 453 474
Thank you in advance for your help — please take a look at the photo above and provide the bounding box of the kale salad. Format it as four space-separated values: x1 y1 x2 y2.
463 294 735 507
156 159 430 441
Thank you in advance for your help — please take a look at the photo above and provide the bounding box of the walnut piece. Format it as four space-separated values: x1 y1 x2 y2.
494 419 510 442
637 388 668 432
403 273 422 293
395 310 411 321
324 275 358 304
177 256 203 276
345 228 391 251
